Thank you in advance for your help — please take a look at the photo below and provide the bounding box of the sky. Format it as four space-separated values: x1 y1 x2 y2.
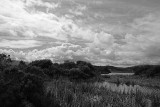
0 0 160 66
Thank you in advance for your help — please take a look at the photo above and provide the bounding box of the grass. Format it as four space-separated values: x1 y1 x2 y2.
104 75 160 89
44 78 160 107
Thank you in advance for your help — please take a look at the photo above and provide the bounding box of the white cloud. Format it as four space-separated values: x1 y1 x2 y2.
0 0 94 41
0 39 43 49
0 0 65 39
0 42 114 65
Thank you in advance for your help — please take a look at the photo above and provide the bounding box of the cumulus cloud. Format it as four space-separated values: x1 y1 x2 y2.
0 42 116 65
0 43 85 61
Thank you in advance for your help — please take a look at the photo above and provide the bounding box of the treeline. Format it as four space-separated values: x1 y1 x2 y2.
94 66 110 74
131 65 160 77
105 64 160 77
107 66 133 73
0 53 110 107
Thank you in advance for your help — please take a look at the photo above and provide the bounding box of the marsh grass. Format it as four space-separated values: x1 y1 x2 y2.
44 79 160 107
105 75 160 89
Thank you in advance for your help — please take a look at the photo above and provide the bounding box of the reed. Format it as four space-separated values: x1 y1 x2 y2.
44 79 160 107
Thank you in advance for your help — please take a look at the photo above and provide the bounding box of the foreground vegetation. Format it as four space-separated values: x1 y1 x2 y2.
45 78 160 107
0 53 160 107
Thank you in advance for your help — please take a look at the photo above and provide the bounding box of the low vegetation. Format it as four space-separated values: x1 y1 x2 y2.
105 75 160 89
0 53 160 107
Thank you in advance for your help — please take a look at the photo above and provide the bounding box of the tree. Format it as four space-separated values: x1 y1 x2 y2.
29 59 53 69
43 65 62 78
25 66 46 78
0 54 12 71
61 60 76 69
76 61 96 77
18 60 27 70
68 68 88 79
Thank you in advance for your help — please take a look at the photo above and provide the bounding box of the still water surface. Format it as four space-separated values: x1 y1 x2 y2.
101 73 134 76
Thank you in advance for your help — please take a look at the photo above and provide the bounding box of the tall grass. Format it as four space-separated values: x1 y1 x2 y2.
105 75 160 89
44 78 160 107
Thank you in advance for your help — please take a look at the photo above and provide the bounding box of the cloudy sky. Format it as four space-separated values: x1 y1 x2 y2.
0 0 160 66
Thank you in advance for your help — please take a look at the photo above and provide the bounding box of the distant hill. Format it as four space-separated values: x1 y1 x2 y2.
94 65 111 74
129 65 160 77
107 66 134 73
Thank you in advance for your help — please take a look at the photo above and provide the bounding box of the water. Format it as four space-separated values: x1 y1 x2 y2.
95 81 160 97
101 73 134 76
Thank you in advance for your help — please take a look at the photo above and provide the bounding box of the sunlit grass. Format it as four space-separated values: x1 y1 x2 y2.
105 75 160 89
44 78 160 107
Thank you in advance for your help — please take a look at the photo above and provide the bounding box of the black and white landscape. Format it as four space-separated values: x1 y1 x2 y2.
0 0 160 107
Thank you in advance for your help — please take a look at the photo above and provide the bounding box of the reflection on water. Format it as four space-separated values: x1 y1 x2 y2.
101 73 134 76
95 81 160 97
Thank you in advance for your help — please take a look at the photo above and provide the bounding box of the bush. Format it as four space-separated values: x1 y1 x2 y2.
0 54 12 71
43 65 62 78
18 60 27 70
68 68 88 80
3 66 21 82
21 74 45 107
79 65 95 77
133 65 160 77
61 60 76 69
29 59 53 69
24 66 46 78
94 66 110 74
0 84 23 107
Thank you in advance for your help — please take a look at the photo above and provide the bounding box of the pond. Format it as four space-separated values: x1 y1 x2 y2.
101 73 134 76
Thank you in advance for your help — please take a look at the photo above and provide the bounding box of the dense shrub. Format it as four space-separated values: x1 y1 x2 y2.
0 54 109 107
77 61 95 70
68 68 88 80
78 65 95 77
77 61 96 77
60 60 76 69
29 59 53 69
133 65 152 75
94 66 110 74
149 65 160 77
3 66 19 82
24 66 46 78
43 65 62 78
133 65 160 77
0 54 12 71
0 83 23 107
18 60 27 70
